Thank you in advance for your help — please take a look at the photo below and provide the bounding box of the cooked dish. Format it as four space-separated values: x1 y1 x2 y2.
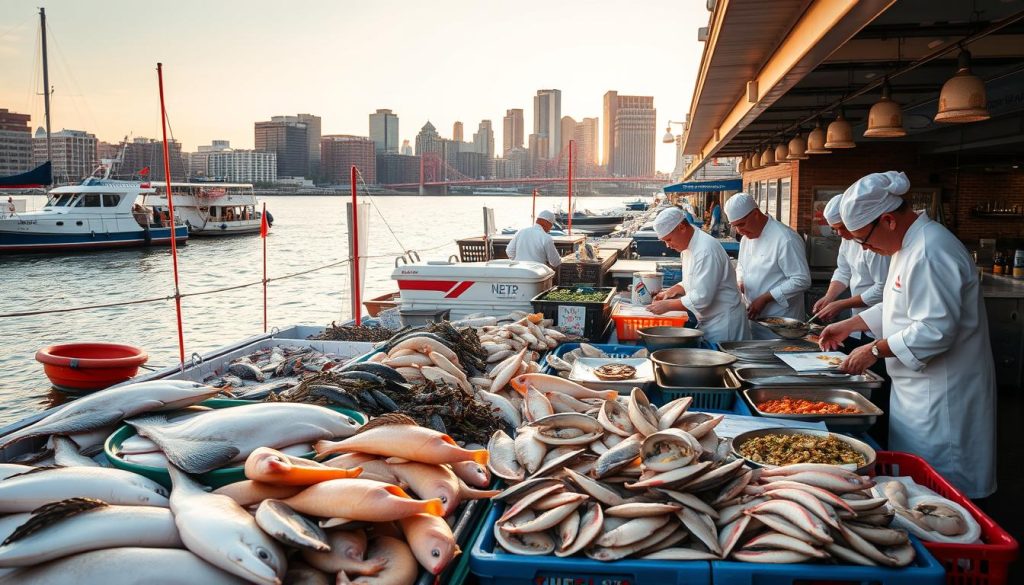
761 317 789 326
594 363 636 380
757 397 862 415
816 355 843 366
738 433 867 467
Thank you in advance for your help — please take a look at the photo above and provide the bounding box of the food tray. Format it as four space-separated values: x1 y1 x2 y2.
710 535 945 585
874 451 1019 585
542 343 647 376
718 339 819 364
568 357 653 394
742 387 882 433
469 502 712 585
732 365 882 396
730 426 877 475
649 368 742 410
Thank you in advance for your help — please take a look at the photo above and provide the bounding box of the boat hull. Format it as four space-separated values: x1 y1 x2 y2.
554 215 624 235
0 225 188 253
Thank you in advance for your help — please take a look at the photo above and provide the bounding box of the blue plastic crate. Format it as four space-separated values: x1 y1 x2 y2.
541 343 645 375
648 387 738 410
710 536 945 585
469 502 712 585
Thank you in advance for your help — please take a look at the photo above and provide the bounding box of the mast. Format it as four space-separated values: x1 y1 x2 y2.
39 8 52 172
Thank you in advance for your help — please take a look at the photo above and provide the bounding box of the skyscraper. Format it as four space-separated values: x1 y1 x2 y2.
472 120 494 160
255 116 310 178
452 121 464 143
611 95 656 176
297 113 321 178
321 135 376 184
118 137 186 181
602 91 618 170
414 122 442 157
574 117 600 177
32 129 97 183
502 109 524 155
533 89 561 160
369 109 399 154
0 108 32 177
560 116 576 159
400 140 413 156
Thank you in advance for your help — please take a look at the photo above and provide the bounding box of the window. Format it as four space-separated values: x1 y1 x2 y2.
102 194 121 207
75 194 101 207
767 179 778 219
759 180 769 211
779 178 792 227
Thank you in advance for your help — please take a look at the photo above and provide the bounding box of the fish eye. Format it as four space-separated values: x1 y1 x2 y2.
256 547 272 561
440 496 448 503
431 549 440 558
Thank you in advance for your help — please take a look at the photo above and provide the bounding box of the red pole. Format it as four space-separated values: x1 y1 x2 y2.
567 140 574 235
351 166 361 326
261 201 267 333
156 63 186 369
532 188 537 222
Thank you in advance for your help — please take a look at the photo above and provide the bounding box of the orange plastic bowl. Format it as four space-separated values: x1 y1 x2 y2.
35 343 148 392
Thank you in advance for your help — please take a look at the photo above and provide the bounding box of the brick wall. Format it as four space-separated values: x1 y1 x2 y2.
941 170 1024 244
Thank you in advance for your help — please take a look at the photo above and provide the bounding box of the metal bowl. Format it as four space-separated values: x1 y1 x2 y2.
637 326 705 351
756 317 811 339
649 348 737 387
730 427 876 475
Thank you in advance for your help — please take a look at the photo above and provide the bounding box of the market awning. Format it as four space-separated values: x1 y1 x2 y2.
663 178 742 193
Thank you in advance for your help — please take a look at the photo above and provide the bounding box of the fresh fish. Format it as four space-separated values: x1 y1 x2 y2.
588 521 678 561
597 400 635 437
244 447 362 486
492 477 563 503
657 396 693 430
641 547 720 561
398 512 460 575
493 512 556 556
487 430 525 482
578 343 605 358
50 436 98 467
531 448 586 479
556 510 580 552
227 361 266 381
825 541 880 566
509 374 617 401
118 434 162 455
477 391 521 429
0 464 32 481
655 488 720 519
302 529 386 576
759 480 856 513
545 354 573 372
545 392 593 414
563 469 626 507
604 503 682 518
307 386 360 411
845 522 909 546
254 499 329 552
390 336 458 362
168 466 286 585
0 547 250 584
0 380 219 449
340 362 408 386
595 515 671 548
718 514 752 558
731 549 814 563
504 498 585 534
497 484 565 524
66 424 119 453
0 498 182 566
626 389 659 437
357 536 419 585
675 507 722 555
555 502 603 557
0 467 168 513
281 478 443 521
121 451 171 468
764 488 840 529
512 427 546 474
130 403 361 474
594 434 642 479
625 460 712 489
450 460 491 488
712 469 755 506
490 349 527 393
742 532 829 558
315 419 487 465
388 461 461 516
761 470 873 493
528 413 604 446
524 387 554 422
747 503 832 544
640 429 700 472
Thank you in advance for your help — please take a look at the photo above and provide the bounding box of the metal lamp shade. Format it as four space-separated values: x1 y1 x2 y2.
760 146 776 167
935 51 990 123
774 142 789 162
786 134 809 160
805 124 832 154
824 113 856 148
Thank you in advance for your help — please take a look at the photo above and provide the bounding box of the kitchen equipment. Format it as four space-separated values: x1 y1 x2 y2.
651 368 742 410
730 426 877 475
568 357 653 395
636 326 705 351
742 387 883 432
650 348 737 387
718 340 819 364
755 316 820 339
775 351 847 372
732 365 883 396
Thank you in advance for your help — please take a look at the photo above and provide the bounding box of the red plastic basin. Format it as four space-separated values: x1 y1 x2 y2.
35 343 148 392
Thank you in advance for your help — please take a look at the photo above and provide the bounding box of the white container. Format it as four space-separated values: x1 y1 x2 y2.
631 271 663 304
392 259 555 320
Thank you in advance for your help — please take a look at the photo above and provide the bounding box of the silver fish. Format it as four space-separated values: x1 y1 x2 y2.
494 511 555 556
554 502 603 557
255 499 330 552
487 430 525 482
513 427 547 474
594 434 643 479
0 467 168 513
477 391 522 429
51 436 98 467
563 469 626 507
0 547 249 584
626 389 659 437
675 507 722 556
597 400 635 437
595 515 671 548
742 532 828 558
529 413 604 446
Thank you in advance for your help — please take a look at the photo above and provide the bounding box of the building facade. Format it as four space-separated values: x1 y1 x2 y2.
472 120 494 161
117 137 186 181
415 122 443 157
376 153 420 185
560 116 576 160
574 117 600 177
609 94 655 176
0 109 32 177
297 114 321 179
321 135 376 184
602 91 618 170
207 150 277 183
369 109 399 154
452 121 464 143
503 108 524 155
533 89 561 160
189 140 231 179
400 140 413 156
33 129 97 183
255 116 310 179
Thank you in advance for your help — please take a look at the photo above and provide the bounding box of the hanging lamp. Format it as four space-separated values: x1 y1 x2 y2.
935 49 990 123
787 132 809 160
774 141 789 162
805 120 831 154
760 145 776 167
737 156 746 173
824 110 856 148
749 150 761 170
864 80 906 137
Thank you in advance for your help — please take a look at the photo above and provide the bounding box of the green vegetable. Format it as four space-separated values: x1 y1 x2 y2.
543 288 609 303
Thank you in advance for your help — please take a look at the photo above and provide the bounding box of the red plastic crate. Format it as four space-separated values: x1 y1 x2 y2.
873 451 1019 585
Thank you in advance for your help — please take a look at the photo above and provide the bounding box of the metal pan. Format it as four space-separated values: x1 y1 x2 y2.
742 387 882 433
730 426 877 475
654 367 742 392
732 365 882 396
718 340 819 363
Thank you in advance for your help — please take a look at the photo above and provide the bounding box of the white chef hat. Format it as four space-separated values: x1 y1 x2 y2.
823 193 844 226
723 193 756 221
654 207 685 238
839 171 911 231
536 210 555 223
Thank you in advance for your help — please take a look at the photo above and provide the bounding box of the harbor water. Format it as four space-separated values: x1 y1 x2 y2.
0 194 639 425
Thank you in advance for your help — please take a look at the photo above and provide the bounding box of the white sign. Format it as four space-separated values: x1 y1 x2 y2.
557 305 587 336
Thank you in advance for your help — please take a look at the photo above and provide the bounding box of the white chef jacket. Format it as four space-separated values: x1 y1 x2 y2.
680 229 751 343
506 225 561 267
832 238 889 316
736 217 811 320
859 214 996 498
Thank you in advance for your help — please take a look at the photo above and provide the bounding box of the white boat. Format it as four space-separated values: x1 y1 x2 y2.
148 182 271 236
0 178 188 253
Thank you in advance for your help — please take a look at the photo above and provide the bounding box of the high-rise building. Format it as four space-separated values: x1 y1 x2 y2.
472 120 494 160
0 108 32 177
96 141 120 162
400 140 413 156
376 153 420 185
189 140 231 179
452 121 464 143
415 122 442 157
255 116 310 178
602 91 618 170
321 135 376 184
33 129 97 183
297 113 321 178
369 109 399 154
456 151 486 179
117 137 186 181
207 150 277 183
612 95 656 176
573 117 600 177
560 116 576 159
533 89 561 160
502 108 524 155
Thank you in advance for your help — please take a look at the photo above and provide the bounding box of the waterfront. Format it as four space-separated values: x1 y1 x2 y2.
0 194 640 425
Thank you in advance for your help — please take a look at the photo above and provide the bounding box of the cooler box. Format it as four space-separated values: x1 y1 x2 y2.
393 260 555 320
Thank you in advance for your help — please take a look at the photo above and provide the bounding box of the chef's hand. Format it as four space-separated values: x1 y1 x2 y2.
815 300 847 322
812 295 834 315
746 294 771 319
647 299 679 315
738 282 745 295
841 344 877 375
817 321 852 351
653 284 683 301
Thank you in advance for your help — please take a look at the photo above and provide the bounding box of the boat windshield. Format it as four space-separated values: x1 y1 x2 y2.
45 193 76 207
102 194 121 207
73 194 103 207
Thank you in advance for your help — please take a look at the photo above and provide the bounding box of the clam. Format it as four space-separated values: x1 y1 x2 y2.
640 429 701 472
598 400 635 437
627 388 659 437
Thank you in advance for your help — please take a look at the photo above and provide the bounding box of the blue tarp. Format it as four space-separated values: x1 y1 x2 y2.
662 178 741 193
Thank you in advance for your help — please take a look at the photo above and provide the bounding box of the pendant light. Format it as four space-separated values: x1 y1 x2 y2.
760 145 776 167
774 141 789 163
864 80 906 137
935 49 990 123
787 132 809 160
749 150 761 170
824 109 856 149
805 119 831 154
737 156 746 174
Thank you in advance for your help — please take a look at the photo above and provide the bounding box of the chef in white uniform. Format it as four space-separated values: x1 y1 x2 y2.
506 210 562 268
819 171 996 498
724 193 811 327
647 207 750 342
812 193 890 324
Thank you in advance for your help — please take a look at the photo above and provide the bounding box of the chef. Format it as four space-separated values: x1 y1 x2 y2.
819 171 996 498
812 193 890 325
723 193 811 326
506 209 562 268
647 207 750 343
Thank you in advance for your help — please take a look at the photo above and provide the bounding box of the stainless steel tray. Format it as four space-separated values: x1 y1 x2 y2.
718 340 819 363
653 367 742 392
742 387 882 433
730 426 877 475
732 365 882 395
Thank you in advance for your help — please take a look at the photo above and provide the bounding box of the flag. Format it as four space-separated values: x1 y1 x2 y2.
260 210 269 238
138 166 150 177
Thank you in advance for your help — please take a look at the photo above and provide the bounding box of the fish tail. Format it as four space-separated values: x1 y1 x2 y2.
313 440 341 460
471 449 489 465
421 498 444 516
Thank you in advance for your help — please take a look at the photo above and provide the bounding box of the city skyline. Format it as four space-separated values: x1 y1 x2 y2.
0 1 707 173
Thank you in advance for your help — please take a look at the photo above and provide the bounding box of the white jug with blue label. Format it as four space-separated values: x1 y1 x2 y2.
631 272 663 304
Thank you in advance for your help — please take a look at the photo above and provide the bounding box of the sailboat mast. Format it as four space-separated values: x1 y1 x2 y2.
39 7 52 168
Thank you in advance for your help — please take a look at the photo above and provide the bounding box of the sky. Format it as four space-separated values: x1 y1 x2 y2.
0 0 709 173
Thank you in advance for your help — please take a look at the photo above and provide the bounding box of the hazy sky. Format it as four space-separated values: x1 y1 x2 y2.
0 0 708 172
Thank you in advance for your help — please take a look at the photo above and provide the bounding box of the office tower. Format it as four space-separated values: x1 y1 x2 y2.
602 91 617 169
533 89 561 159
189 140 231 179
0 108 32 176
376 153 421 184
255 116 310 178
321 135 376 184
207 150 277 183
400 140 413 156
452 121 463 142
369 109 399 154
297 113 321 178
573 117 599 176
473 120 494 159
32 129 97 182
118 137 186 181
502 108 524 155
560 116 576 159
415 122 443 157
604 92 655 176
